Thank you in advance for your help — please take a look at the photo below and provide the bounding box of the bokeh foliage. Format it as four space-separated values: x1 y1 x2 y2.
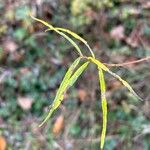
0 0 150 149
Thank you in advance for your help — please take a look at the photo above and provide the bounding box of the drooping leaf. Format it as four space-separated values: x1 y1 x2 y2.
89 57 142 101
107 70 143 101
0 136 6 150
39 59 90 127
30 14 83 56
59 57 81 90
39 57 81 127
45 27 95 58
98 68 107 149
17 96 33 111
68 61 89 87
45 28 87 45
52 115 64 135
53 57 81 109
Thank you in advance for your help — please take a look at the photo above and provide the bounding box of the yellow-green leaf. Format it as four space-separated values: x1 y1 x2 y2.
89 57 142 101
46 28 87 45
59 57 81 90
46 27 95 58
30 14 83 56
68 61 89 87
98 68 107 149
39 57 81 127
88 57 109 72
107 70 143 101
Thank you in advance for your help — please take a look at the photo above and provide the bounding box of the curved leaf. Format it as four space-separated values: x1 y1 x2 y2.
88 57 109 72
89 57 142 101
46 28 87 45
39 59 90 127
46 28 95 58
39 57 81 127
68 61 89 87
30 15 83 56
107 70 143 101
98 68 107 149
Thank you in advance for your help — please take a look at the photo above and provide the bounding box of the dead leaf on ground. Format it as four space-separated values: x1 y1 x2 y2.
52 115 64 135
17 96 33 110
142 1 150 9
110 25 125 41
0 136 6 150
108 80 122 90
77 89 87 102
3 39 18 53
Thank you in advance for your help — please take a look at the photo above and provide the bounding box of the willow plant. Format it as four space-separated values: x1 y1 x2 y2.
30 14 142 149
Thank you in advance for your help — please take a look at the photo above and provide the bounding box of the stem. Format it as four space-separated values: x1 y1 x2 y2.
104 56 150 67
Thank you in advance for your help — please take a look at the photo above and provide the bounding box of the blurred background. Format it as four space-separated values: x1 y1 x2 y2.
0 0 150 149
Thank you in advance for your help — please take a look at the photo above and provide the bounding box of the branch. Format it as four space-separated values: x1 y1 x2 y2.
104 56 150 67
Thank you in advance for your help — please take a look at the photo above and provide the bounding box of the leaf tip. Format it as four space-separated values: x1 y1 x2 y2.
38 121 45 128
100 142 104 150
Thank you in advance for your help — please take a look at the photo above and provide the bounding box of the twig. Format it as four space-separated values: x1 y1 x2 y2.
104 56 150 67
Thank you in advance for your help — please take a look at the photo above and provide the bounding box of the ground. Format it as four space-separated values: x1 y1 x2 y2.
0 0 150 150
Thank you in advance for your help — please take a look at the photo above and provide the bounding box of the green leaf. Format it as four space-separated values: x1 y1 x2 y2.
98 68 107 149
46 27 95 58
39 57 81 127
89 57 142 101
88 57 109 72
46 28 87 45
107 70 143 101
68 61 89 87
30 15 83 56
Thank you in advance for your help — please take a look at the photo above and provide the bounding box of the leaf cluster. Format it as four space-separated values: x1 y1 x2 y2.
30 14 142 149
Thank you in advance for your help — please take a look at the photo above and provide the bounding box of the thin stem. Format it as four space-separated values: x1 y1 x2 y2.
30 14 83 57
104 56 150 67
86 44 95 58
45 28 95 58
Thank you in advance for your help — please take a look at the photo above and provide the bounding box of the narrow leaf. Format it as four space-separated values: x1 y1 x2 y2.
98 68 107 149
39 59 89 127
46 28 95 58
68 61 89 87
39 57 81 127
107 70 143 101
88 57 109 72
46 28 87 45
89 57 142 101
30 14 83 56
59 57 81 90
